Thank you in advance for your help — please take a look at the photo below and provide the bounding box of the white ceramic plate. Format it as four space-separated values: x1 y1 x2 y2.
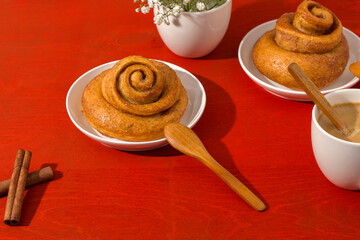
238 20 360 101
66 60 206 151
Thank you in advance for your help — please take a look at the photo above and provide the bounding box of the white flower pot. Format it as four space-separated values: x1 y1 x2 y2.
154 0 232 58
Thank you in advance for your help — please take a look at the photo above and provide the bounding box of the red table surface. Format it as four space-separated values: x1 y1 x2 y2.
0 0 360 239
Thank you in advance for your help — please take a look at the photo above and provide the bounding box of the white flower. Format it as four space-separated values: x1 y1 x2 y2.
163 17 170 25
154 16 163 25
172 5 183 16
196 2 205 11
141 6 151 14
136 0 226 25
148 0 157 8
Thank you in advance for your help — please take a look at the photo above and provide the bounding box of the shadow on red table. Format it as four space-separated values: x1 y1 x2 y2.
19 163 63 226
134 74 234 157
197 75 267 208
136 75 267 208
352 81 360 88
204 0 290 60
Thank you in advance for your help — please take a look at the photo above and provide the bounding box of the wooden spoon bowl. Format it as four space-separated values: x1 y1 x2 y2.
164 123 267 212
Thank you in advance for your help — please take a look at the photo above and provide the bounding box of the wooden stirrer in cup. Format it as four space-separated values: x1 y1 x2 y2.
288 62 354 137
164 123 267 212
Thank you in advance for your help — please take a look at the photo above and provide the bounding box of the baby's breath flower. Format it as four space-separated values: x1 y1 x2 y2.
148 0 159 8
172 5 183 16
133 0 227 25
163 17 170 25
154 16 163 25
196 2 205 11
141 5 151 14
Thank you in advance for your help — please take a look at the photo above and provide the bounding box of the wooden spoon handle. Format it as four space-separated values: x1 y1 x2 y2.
288 62 353 137
199 154 266 212
164 123 266 211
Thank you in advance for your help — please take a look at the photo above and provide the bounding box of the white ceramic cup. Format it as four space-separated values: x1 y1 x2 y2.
312 89 360 190
154 0 232 58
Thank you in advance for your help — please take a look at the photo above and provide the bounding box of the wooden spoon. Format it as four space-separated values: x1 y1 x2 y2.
349 61 360 78
288 62 354 137
164 123 267 212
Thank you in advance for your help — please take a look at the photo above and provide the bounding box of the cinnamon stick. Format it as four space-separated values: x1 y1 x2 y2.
3 149 24 224
4 149 32 226
0 166 54 197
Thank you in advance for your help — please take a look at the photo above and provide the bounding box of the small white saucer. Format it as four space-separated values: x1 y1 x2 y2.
66 60 206 151
238 20 360 101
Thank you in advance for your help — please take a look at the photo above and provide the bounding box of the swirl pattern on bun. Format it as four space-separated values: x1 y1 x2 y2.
252 0 349 90
82 56 188 141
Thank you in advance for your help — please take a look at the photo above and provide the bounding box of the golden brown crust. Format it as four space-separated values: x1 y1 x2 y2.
252 0 349 90
275 12 342 54
101 56 182 116
81 56 188 141
293 0 334 35
253 30 349 90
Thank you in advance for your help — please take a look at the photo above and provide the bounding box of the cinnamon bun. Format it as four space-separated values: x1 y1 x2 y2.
252 0 349 90
81 56 188 141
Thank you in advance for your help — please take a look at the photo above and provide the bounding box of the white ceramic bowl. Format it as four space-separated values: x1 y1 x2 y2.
312 89 360 190
239 20 360 101
155 0 232 58
66 60 206 151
